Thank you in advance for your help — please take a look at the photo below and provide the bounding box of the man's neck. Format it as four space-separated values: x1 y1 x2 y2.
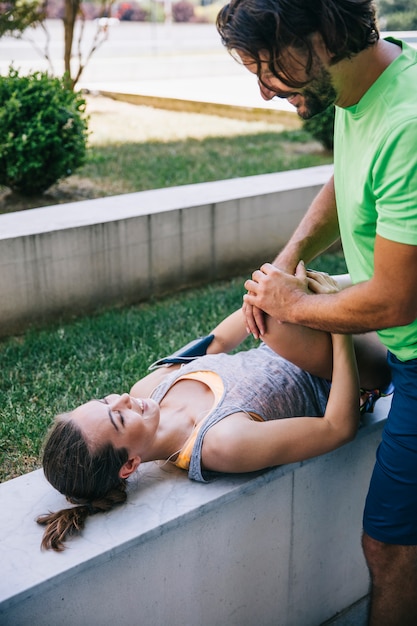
332 38 402 108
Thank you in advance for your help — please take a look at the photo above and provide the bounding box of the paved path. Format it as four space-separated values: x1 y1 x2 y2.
1 21 416 118
0 20 293 115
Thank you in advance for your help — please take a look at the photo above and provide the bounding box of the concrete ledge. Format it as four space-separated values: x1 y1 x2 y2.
0 397 389 626
0 165 333 338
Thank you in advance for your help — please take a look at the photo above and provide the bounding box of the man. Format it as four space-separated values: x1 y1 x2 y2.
217 1 417 625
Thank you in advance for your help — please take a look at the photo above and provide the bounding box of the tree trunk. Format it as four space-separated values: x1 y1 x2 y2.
63 0 81 81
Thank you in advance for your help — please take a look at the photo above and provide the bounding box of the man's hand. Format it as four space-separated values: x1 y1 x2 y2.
244 261 309 332
243 253 301 339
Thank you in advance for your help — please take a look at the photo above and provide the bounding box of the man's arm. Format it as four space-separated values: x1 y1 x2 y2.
274 174 340 272
245 175 340 337
244 236 417 333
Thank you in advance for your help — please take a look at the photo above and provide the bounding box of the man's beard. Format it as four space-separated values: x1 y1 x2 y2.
296 65 337 119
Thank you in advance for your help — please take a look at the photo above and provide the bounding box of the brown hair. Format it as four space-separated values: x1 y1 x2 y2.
37 416 129 551
216 0 379 87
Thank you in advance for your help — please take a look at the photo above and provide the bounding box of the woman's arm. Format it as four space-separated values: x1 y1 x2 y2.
202 333 360 473
206 309 250 354
130 310 250 397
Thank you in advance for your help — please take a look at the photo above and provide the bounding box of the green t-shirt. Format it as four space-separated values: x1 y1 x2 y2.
334 38 417 361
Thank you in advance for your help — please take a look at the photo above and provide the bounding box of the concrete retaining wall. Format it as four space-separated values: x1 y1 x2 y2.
0 165 333 337
0 399 389 626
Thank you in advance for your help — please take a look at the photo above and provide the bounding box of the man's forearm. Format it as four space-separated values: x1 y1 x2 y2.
274 175 340 272
245 236 417 334
286 280 403 334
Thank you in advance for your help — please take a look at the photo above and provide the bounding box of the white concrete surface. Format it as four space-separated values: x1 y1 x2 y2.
0 397 390 626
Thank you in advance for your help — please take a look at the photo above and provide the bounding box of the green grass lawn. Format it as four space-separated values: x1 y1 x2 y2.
0 126 332 211
81 129 332 196
0 253 346 482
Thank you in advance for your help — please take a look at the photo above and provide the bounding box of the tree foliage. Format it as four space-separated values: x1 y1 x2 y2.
2 0 116 89
303 106 335 152
0 0 46 37
377 0 417 29
62 0 116 89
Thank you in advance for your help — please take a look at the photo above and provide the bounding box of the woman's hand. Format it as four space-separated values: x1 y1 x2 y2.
306 269 340 294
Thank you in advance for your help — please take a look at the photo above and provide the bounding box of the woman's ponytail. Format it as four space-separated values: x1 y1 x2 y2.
38 416 129 551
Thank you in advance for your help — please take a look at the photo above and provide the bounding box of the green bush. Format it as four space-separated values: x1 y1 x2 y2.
382 10 417 29
0 68 89 196
303 105 335 152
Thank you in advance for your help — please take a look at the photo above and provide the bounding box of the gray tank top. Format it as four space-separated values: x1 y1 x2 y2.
151 343 330 482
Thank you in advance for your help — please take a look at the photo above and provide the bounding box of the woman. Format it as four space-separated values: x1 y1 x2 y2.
37 269 391 551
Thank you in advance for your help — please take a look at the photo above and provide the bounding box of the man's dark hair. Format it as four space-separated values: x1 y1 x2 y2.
217 0 379 87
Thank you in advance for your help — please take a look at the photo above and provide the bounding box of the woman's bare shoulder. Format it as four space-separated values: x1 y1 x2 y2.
130 365 181 397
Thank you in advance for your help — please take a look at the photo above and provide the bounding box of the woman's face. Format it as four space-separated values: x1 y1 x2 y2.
71 393 160 458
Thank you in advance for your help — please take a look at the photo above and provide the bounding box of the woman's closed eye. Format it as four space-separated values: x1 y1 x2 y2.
109 409 125 430
97 398 125 431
